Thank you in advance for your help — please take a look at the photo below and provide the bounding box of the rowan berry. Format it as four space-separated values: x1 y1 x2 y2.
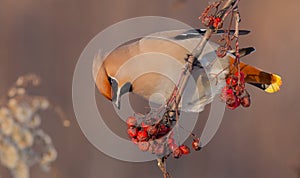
127 127 138 138
138 141 150 152
172 147 182 159
126 116 137 127
147 125 158 136
240 95 251 107
179 145 190 155
192 139 202 151
137 130 148 141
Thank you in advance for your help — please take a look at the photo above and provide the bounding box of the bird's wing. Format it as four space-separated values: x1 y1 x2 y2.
180 52 230 112
139 30 229 112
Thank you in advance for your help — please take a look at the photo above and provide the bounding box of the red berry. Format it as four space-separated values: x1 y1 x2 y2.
127 127 138 138
179 145 190 155
138 141 150 152
226 96 240 110
226 78 231 85
141 122 150 131
158 124 169 135
213 17 222 28
225 93 236 105
240 95 251 107
137 130 148 141
192 139 202 151
221 86 234 100
167 138 174 145
213 22 218 28
226 88 234 95
172 147 182 159
126 116 137 127
235 85 245 96
215 17 221 22
203 16 214 26
226 77 238 86
147 125 158 136
169 143 178 152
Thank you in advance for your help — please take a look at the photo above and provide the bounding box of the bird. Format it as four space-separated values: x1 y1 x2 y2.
93 29 282 112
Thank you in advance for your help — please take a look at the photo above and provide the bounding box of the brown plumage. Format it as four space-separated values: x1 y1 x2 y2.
94 29 282 111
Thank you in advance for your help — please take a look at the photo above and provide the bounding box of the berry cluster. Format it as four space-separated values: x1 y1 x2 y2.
126 115 172 155
199 1 223 29
170 138 202 159
126 116 171 144
221 71 251 110
126 112 202 159
202 16 222 29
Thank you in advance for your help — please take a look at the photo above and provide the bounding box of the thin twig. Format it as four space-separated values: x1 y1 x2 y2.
157 158 171 178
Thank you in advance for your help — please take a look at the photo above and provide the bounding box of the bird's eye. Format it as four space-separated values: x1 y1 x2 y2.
107 76 113 85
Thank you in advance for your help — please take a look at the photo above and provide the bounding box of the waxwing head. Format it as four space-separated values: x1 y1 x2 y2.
96 64 132 109
110 78 132 109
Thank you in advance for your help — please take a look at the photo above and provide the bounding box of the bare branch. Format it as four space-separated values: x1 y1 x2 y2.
169 0 239 110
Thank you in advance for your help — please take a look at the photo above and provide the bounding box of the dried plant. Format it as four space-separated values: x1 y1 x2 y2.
0 74 70 178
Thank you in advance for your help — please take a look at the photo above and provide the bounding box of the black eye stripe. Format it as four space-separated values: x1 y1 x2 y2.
108 76 118 86
108 76 118 101
106 76 132 103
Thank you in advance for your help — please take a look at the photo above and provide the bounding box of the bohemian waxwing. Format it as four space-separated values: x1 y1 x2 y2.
94 29 282 112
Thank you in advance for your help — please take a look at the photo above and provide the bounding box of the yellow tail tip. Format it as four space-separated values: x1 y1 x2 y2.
265 74 282 93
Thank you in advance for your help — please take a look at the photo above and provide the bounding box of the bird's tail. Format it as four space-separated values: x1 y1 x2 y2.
229 57 282 93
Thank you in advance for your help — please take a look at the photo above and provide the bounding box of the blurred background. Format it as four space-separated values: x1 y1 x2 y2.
0 0 299 177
